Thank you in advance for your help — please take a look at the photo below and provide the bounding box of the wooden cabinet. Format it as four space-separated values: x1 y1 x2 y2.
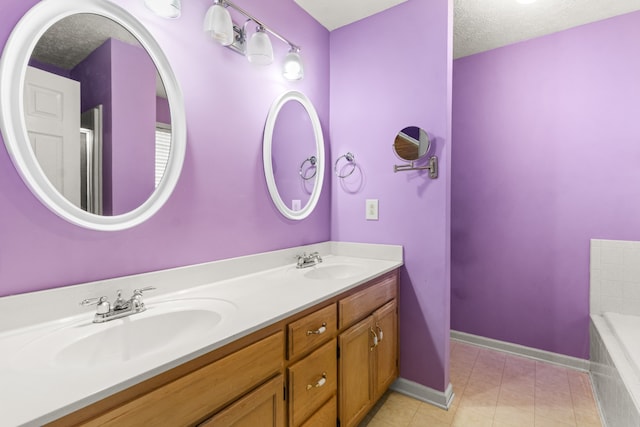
198 375 284 427
49 269 398 427
339 282 398 427
288 340 337 426
287 303 336 360
300 396 336 427
51 331 284 427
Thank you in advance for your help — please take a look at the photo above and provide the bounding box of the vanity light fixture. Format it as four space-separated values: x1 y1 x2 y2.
283 47 304 81
204 0 304 81
247 26 274 65
144 0 181 18
204 1 234 44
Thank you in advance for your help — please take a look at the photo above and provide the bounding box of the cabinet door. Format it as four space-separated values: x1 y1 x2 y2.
199 375 284 427
338 316 374 427
373 300 398 400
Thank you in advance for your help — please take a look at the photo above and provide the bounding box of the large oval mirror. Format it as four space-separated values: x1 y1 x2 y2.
0 0 186 230
263 91 324 220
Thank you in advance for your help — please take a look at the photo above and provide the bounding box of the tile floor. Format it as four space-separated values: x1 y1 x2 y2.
361 341 603 427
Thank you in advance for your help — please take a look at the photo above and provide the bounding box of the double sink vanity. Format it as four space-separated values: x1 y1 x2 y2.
0 1 406 425
0 241 402 426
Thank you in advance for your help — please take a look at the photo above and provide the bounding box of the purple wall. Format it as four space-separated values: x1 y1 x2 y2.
330 0 452 392
451 11 640 359
110 39 156 215
71 39 114 213
156 96 170 124
271 99 316 210
0 0 330 297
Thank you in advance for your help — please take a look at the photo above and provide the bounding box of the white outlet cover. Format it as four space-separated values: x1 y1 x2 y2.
366 199 379 221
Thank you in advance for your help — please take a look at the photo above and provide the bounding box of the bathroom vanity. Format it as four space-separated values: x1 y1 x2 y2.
0 242 402 426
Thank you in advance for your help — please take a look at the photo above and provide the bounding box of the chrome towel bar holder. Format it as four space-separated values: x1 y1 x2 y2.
334 152 356 178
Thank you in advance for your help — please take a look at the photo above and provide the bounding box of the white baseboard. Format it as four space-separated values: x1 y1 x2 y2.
390 377 454 410
450 330 590 372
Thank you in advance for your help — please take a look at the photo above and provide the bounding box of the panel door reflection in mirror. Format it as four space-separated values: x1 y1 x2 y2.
393 126 430 161
271 98 316 211
0 0 186 230
27 14 170 216
263 91 324 220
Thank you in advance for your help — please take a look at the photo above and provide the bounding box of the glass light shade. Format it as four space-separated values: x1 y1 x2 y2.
282 50 304 81
145 0 181 18
204 4 234 45
247 29 273 65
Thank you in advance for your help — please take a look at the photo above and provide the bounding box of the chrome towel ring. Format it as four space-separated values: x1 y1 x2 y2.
299 156 317 180
334 152 356 178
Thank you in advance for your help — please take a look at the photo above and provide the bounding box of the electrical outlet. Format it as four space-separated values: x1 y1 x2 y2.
366 199 379 220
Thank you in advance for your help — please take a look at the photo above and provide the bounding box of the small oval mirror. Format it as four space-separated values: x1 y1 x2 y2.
393 126 430 161
263 91 324 221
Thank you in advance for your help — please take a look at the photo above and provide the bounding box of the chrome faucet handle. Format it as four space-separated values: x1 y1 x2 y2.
310 252 322 262
131 287 155 310
80 296 111 315
133 286 156 296
297 253 307 265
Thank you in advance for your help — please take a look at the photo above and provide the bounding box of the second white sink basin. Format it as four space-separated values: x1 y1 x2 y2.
14 298 236 369
303 263 365 280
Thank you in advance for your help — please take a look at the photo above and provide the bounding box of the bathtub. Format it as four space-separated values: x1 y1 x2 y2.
591 312 640 426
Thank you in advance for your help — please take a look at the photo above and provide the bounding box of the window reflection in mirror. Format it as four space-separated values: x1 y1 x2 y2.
25 13 171 216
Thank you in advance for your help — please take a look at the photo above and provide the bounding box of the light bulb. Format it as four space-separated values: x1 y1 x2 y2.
283 50 304 81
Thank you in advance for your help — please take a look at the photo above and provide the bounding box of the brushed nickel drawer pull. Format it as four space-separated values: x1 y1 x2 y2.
306 372 327 390
370 327 379 351
306 322 327 336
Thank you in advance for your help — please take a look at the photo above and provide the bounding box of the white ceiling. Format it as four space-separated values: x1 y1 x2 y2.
295 0 640 59
294 0 408 31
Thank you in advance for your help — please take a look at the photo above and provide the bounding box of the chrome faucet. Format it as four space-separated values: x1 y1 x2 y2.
296 252 323 269
80 287 155 323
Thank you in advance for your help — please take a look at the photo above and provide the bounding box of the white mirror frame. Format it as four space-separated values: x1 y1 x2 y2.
263 91 324 220
0 0 186 231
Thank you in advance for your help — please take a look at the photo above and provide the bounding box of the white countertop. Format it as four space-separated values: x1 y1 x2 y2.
0 241 402 426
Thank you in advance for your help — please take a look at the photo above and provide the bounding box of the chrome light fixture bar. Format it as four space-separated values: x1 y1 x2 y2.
204 0 304 80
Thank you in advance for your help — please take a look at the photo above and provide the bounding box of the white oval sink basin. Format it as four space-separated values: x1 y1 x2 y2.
303 264 365 280
14 298 236 369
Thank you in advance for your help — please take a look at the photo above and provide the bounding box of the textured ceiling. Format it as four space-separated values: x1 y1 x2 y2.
294 0 408 31
31 14 165 97
295 0 640 58
454 0 640 59
32 14 139 70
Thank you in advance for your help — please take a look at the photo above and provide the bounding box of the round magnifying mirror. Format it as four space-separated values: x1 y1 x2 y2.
393 126 430 161
0 0 186 231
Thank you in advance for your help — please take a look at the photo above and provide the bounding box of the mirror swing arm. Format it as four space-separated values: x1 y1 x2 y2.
393 156 438 179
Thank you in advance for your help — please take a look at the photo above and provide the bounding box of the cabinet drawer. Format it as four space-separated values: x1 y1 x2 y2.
81 332 284 426
288 303 336 359
288 340 337 427
198 375 284 427
300 395 337 427
339 272 397 329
